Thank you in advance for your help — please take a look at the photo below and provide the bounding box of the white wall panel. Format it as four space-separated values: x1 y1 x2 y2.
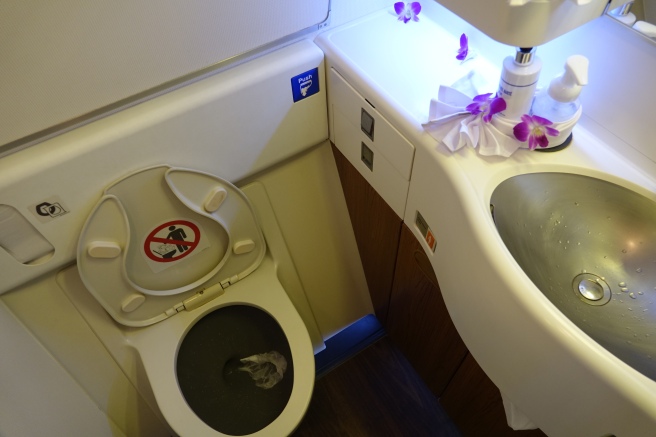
0 0 329 148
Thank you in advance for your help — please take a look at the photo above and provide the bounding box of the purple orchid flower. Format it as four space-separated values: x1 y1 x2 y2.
394 2 421 23
466 93 507 123
513 114 560 149
456 33 468 61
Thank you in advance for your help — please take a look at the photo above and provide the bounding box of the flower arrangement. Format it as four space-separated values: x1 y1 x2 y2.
416 27 566 154
394 2 421 23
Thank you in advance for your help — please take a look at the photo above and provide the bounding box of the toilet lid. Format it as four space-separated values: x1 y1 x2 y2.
77 165 265 327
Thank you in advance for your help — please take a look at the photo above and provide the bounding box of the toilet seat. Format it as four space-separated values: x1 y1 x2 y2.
77 165 266 327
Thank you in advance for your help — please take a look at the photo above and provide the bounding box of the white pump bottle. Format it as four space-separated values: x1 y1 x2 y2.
498 47 542 121
531 55 589 123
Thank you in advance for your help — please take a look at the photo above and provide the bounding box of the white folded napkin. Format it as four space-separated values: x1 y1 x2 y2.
422 86 522 157
423 85 581 157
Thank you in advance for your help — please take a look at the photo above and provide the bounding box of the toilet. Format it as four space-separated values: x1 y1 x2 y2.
76 165 315 436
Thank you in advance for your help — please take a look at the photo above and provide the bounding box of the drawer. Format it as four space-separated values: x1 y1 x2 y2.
329 68 414 180
333 106 410 218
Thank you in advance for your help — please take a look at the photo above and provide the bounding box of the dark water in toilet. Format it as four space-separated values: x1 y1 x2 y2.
176 305 294 436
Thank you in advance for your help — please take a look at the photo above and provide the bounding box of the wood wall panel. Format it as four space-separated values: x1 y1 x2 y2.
331 142 546 436
386 224 469 398
331 144 402 325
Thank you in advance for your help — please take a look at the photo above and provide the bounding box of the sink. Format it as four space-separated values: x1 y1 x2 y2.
491 172 656 382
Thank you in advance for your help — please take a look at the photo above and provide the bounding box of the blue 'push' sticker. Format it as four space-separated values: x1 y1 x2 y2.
291 68 319 102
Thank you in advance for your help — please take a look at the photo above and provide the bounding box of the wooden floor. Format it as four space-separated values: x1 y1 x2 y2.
293 337 461 437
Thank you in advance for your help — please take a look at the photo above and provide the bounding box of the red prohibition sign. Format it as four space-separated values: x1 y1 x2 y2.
144 220 201 263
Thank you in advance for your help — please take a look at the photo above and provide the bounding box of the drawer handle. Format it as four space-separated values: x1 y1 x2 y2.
361 142 374 171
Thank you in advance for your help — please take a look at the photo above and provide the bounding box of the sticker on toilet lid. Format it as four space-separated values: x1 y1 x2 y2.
142 219 209 273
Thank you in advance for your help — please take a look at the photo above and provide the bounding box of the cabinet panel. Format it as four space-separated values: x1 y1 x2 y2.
331 144 401 325
387 225 547 436
329 68 415 180
332 107 410 218
386 224 468 397
331 121 545 435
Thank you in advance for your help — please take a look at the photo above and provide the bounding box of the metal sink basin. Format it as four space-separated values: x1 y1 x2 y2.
491 172 656 382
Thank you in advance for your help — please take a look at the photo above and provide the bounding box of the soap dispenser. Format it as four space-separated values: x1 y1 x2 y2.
497 47 542 121
531 55 589 123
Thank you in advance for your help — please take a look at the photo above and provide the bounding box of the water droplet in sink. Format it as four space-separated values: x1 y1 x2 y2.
630 293 636 299
621 287 629 292
637 268 643 273
639 291 644 295
619 281 627 287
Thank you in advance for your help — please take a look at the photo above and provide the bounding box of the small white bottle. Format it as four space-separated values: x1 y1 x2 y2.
531 55 589 123
498 47 542 121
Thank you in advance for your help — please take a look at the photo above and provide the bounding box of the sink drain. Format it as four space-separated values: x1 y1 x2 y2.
572 273 611 306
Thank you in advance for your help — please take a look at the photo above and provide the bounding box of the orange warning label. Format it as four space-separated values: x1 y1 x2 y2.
425 229 436 252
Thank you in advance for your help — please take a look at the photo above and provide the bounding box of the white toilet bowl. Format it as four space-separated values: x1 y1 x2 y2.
76 165 315 436
129 256 314 436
